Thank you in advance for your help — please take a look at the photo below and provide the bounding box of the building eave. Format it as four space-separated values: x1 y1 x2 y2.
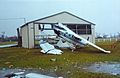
20 11 95 28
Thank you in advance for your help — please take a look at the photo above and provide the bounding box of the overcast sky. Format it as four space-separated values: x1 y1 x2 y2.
0 0 120 36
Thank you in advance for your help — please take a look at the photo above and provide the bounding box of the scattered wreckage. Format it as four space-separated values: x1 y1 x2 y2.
39 23 110 54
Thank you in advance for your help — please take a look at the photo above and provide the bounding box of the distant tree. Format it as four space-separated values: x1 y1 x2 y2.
8 36 18 41
1 32 5 38
103 34 108 38
96 33 103 39
118 32 120 38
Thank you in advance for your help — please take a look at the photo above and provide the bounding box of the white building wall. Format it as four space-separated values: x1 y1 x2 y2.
35 13 90 24
91 25 95 43
79 25 95 43
21 23 35 48
28 23 35 48
21 12 95 48
80 35 93 43
21 25 29 48
21 23 95 48
34 24 40 36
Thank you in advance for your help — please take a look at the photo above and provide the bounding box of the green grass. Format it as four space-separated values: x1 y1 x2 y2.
0 41 120 78
0 41 17 45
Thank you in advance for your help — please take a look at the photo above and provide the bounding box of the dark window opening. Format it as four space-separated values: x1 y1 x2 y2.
55 26 66 31
86 24 91 34
67 24 76 29
77 25 86 29
38 24 41 30
67 24 92 35
71 29 76 33
38 24 44 30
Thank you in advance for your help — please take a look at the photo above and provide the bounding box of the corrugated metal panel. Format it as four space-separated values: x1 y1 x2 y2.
21 25 29 48
34 24 40 36
35 12 90 24
91 24 95 43
20 11 95 48
20 11 95 28
28 23 35 48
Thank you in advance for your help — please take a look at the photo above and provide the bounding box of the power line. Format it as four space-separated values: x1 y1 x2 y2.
0 18 26 23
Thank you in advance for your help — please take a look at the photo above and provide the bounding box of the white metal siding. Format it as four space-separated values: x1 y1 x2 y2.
35 13 90 24
80 35 93 43
21 25 28 48
91 25 95 43
79 25 95 43
28 23 34 48
93 25 95 43
34 24 40 36
21 12 95 48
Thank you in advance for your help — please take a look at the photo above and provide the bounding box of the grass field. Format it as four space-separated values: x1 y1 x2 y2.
0 41 120 78
0 41 17 45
